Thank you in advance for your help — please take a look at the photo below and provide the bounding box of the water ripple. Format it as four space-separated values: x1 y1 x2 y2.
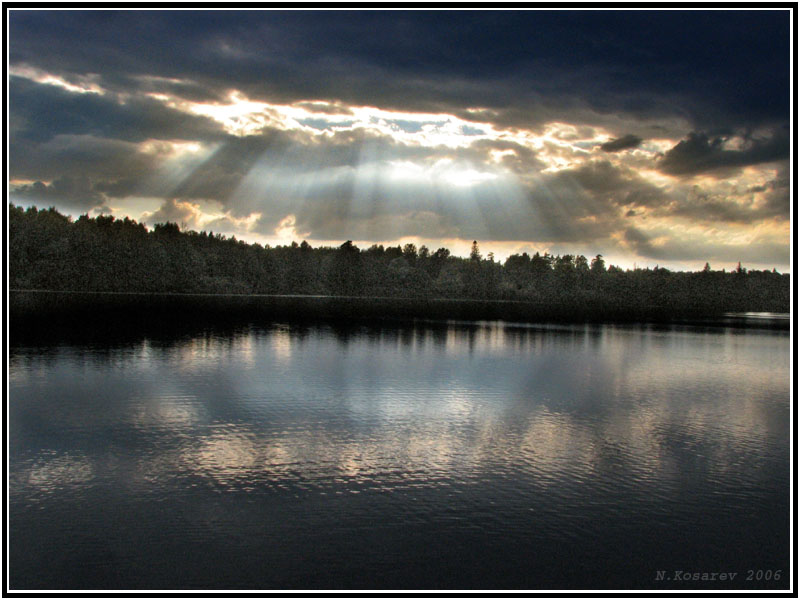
9 321 789 590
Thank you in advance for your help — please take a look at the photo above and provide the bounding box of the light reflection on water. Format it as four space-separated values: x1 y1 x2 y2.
9 320 790 590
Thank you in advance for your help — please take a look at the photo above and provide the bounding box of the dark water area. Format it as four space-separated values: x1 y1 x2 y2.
8 317 791 590
10 291 791 333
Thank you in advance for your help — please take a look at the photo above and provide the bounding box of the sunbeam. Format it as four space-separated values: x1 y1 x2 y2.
8 9 789 271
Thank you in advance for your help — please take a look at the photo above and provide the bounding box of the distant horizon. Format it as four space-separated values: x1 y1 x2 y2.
8 200 790 275
7 9 792 274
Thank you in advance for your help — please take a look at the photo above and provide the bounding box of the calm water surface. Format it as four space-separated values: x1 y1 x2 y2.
9 320 790 589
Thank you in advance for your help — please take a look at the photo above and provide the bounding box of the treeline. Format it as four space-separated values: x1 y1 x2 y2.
8 204 790 315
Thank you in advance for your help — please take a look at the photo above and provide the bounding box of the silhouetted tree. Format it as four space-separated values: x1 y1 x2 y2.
403 243 418 266
8 203 790 315
591 254 606 274
470 240 481 262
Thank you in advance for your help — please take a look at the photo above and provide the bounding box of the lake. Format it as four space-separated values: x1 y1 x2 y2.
8 318 790 590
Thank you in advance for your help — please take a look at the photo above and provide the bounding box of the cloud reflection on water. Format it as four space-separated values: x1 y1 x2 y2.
8 320 790 589
10 321 788 505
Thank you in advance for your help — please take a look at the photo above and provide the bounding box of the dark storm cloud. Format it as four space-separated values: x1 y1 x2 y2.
760 165 791 219
658 130 790 176
9 133 173 189
668 198 785 224
667 169 790 224
128 75 229 104
6 9 791 269
11 176 108 213
9 75 227 145
600 134 642 152
529 160 786 228
8 10 790 133
557 161 668 209
623 226 788 266
561 159 788 226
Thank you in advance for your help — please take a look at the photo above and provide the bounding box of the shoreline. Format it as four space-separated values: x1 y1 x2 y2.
9 290 790 333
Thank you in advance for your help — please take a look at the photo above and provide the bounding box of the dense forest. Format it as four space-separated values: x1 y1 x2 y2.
8 204 790 317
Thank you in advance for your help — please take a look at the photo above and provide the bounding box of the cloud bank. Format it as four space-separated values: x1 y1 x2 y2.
8 9 791 271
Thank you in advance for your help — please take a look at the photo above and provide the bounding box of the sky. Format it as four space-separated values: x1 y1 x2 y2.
7 9 793 271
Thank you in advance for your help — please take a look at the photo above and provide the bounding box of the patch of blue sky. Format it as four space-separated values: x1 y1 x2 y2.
386 119 425 133
297 118 356 131
460 125 486 136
